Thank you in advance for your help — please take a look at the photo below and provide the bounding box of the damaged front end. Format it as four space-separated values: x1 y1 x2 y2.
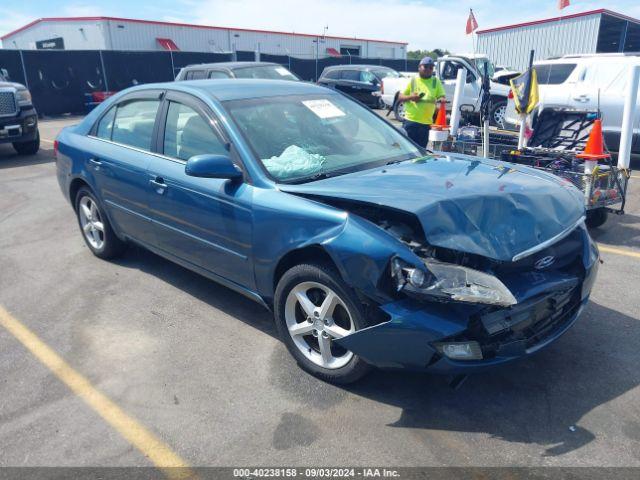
327 203 599 373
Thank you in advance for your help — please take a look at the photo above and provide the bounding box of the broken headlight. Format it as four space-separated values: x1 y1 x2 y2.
391 257 517 307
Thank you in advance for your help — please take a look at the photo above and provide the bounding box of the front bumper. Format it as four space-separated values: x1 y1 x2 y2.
336 238 599 373
0 107 38 144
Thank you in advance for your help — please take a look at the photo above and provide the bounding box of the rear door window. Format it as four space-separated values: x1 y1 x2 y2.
163 101 228 161
322 70 341 80
111 99 161 151
185 70 206 80
534 63 577 85
96 106 117 140
341 70 360 81
208 70 231 79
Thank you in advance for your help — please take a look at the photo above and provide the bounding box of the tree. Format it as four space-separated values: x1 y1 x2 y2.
407 49 451 60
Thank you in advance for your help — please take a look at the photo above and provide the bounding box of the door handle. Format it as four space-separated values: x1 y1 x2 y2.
149 177 167 194
88 158 102 169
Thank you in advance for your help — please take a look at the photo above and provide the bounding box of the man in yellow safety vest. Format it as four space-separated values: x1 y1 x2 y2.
397 56 446 147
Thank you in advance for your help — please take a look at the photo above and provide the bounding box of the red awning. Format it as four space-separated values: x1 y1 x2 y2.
326 47 341 58
157 37 180 51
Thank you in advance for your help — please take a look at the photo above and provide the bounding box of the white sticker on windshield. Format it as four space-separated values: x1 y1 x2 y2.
302 99 346 119
275 67 290 76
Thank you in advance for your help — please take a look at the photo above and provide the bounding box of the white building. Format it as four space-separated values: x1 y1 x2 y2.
0 16 407 59
477 9 640 70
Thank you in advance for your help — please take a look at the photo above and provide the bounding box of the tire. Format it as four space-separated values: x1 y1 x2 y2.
13 131 40 155
489 99 508 128
586 208 608 229
393 99 406 122
75 186 127 259
274 262 372 384
376 96 385 110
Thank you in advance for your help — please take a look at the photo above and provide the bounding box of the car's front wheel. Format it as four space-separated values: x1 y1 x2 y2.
75 187 127 259
393 99 406 122
489 99 508 127
274 263 372 384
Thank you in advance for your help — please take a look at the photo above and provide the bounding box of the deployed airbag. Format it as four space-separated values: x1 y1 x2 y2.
263 145 325 180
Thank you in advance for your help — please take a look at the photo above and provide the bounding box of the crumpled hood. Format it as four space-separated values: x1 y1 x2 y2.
280 154 585 262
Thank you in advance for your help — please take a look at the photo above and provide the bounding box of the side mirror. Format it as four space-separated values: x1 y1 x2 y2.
185 154 243 180
0 68 8 79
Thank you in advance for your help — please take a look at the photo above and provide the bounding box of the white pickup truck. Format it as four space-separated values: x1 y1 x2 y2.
504 54 640 153
381 54 511 126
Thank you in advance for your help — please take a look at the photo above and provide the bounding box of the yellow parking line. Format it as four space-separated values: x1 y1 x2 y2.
598 244 640 259
0 305 194 480
41 138 54 144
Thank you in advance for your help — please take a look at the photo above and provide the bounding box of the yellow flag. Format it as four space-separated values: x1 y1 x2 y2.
510 68 539 114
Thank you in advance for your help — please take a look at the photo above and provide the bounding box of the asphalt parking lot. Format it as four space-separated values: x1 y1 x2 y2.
2 117 640 471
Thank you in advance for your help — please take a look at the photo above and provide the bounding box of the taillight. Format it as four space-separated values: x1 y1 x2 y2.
508 90 514 99
54 139 59 159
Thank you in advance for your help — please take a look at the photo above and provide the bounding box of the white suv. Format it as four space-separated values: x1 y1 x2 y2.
504 54 640 153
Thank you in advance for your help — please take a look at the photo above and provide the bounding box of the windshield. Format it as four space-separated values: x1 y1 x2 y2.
233 65 299 81
475 58 495 79
534 63 577 85
373 69 400 79
224 94 422 183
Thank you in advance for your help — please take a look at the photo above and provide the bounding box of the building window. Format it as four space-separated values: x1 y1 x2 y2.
596 14 627 53
624 21 640 52
340 46 361 57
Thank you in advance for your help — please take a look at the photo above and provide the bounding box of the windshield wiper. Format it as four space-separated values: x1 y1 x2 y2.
305 171 340 181
287 171 343 184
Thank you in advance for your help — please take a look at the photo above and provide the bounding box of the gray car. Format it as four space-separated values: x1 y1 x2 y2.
175 62 300 81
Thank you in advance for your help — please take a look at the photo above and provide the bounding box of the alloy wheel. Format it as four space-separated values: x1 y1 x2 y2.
284 281 355 369
395 101 406 121
493 104 507 127
78 196 105 250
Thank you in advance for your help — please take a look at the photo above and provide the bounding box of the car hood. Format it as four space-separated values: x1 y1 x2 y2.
279 154 585 262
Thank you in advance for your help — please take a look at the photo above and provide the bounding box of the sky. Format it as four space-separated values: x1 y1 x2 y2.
1 1 638 52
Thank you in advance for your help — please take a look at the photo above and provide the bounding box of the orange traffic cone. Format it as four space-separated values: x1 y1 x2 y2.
576 119 610 160
431 101 449 131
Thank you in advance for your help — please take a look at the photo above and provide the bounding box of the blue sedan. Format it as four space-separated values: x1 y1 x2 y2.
56 79 599 383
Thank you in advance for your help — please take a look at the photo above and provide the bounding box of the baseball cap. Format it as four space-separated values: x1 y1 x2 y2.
419 57 435 67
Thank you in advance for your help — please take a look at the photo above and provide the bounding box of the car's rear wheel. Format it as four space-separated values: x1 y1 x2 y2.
75 187 126 259
274 263 372 384
13 132 40 155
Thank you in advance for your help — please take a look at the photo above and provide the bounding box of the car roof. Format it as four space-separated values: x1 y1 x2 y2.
131 78 329 102
535 55 640 66
323 64 394 71
182 61 282 70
